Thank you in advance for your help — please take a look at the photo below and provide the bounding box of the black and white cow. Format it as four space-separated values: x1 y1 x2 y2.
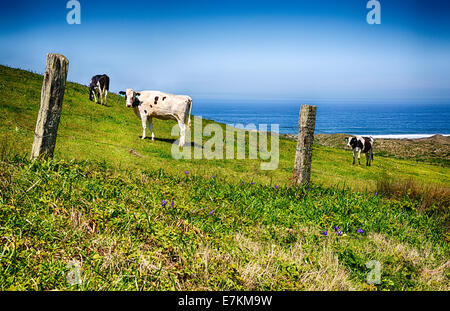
89 74 110 105
346 136 374 166
119 88 192 147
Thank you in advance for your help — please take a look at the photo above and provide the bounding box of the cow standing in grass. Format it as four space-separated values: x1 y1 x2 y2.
119 88 192 147
346 136 374 166
89 74 110 105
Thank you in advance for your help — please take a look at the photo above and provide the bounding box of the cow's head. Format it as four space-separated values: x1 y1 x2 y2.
346 137 357 149
119 89 141 107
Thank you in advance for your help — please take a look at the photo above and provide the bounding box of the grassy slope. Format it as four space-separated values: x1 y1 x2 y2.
0 65 449 290
1 65 448 191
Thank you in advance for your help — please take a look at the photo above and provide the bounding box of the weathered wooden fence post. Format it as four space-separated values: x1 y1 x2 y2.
31 53 69 160
293 104 316 185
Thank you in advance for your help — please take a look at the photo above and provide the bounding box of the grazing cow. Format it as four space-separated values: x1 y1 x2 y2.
119 88 192 147
346 136 374 166
89 74 110 105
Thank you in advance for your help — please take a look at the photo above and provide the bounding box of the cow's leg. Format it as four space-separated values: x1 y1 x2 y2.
178 121 186 147
92 89 97 103
97 82 102 104
104 89 108 106
148 118 154 140
352 150 355 165
141 114 147 139
100 87 104 105
358 150 361 165
365 153 369 166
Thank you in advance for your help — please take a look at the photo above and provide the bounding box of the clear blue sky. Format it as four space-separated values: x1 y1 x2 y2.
0 0 449 101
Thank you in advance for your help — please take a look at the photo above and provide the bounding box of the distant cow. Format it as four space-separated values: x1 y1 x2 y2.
346 136 374 166
89 74 110 105
119 88 192 147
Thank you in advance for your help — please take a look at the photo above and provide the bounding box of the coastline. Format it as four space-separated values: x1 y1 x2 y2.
281 133 450 140
355 134 450 139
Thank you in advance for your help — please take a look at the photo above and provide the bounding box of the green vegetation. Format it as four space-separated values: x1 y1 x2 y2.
0 65 449 290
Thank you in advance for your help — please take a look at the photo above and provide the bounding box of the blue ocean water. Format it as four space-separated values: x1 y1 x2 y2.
192 100 450 136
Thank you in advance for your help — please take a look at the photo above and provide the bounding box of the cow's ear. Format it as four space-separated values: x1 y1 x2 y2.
119 91 126 96
135 92 141 98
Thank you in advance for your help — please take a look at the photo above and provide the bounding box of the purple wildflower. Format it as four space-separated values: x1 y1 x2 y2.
357 228 364 234
336 230 342 236
184 170 189 175
209 210 214 215
275 185 279 189
161 200 167 207
211 175 216 178
307 188 311 191
322 230 328 236
374 192 378 196
171 201 174 208
334 225 340 232
250 182 255 185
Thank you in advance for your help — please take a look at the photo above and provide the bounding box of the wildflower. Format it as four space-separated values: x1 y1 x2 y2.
322 230 327 236
171 201 174 208
250 182 255 185
161 200 167 207
334 225 340 232
209 210 214 215
357 228 364 234
374 192 378 196
275 185 279 189
211 175 216 178
336 230 342 236
184 170 189 175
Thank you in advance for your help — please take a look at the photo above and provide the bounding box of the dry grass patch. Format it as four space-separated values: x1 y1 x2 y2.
369 232 450 290
234 233 357 290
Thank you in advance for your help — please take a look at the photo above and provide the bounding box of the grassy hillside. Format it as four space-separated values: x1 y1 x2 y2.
1 65 449 191
0 65 449 290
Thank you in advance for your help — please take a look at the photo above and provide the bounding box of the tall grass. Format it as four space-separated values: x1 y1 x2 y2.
376 176 450 214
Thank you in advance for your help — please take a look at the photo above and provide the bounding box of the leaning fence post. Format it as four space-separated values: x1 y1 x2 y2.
30 53 69 160
293 104 317 185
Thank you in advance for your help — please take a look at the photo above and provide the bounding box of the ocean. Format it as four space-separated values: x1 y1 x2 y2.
192 100 450 138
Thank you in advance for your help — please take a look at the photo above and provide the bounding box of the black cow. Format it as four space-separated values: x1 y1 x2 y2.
89 74 110 105
346 136 374 166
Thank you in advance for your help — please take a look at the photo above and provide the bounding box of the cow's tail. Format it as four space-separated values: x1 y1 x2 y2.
187 97 193 129
104 75 110 91
370 136 374 161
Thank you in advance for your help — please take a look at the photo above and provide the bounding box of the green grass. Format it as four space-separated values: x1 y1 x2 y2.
0 65 449 290
1 65 448 191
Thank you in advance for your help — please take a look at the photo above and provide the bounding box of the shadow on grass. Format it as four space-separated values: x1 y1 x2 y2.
141 136 203 148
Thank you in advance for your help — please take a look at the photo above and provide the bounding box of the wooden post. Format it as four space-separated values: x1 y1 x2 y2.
293 104 316 185
31 53 69 159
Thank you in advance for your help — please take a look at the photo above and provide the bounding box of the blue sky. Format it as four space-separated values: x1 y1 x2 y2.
0 0 449 101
